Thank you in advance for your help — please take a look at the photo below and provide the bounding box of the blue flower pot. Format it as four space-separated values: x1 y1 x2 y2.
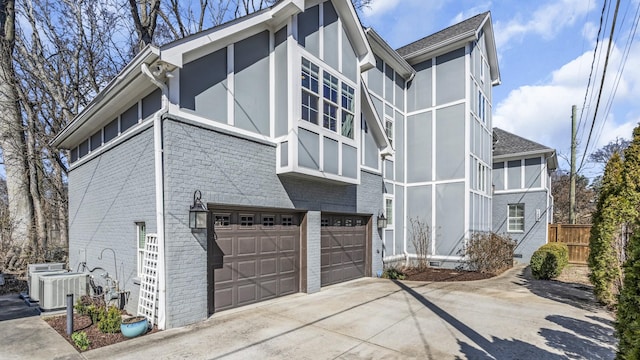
121 316 148 338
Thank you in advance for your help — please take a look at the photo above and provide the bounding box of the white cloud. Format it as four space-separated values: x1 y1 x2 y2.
493 0 596 50
494 39 640 172
450 2 492 26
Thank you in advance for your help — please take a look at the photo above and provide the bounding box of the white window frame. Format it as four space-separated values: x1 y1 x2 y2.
136 222 146 277
507 204 525 233
385 197 393 227
301 58 320 125
300 57 356 141
385 116 394 146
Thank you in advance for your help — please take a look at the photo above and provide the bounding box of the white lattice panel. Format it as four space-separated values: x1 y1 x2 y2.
138 233 158 325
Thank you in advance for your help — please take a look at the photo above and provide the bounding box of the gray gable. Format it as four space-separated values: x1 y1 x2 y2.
396 12 489 57
493 127 554 157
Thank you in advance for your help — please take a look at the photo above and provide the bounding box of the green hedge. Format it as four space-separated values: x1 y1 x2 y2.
530 243 569 280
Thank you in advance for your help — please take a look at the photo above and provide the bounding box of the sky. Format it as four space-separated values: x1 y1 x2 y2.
359 0 640 179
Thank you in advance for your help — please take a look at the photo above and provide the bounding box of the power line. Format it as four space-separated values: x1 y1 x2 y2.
577 0 609 140
591 2 640 151
578 0 622 171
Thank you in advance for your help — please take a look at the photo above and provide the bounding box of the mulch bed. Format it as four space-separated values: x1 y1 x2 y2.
402 267 500 282
44 313 158 352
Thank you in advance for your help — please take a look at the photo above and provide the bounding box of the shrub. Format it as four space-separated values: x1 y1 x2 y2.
382 267 406 280
616 231 640 359
86 304 107 325
409 217 431 270
464 232 516 274
98 306 122 333
71 331 90 351
530 243 569 280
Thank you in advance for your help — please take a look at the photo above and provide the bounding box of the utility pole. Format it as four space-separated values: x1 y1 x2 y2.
569 105 577 224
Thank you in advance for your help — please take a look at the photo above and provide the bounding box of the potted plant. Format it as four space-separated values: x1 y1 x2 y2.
120 316 149 338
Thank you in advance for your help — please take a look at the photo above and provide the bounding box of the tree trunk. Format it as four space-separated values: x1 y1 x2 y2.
25 112 47 255
0 0 34 250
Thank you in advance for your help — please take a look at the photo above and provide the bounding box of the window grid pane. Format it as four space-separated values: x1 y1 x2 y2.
301 90 319 124
342 112 354 139
323 103 337 131
323 72 338 103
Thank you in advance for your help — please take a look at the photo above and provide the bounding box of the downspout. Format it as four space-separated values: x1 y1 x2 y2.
141 63 168 330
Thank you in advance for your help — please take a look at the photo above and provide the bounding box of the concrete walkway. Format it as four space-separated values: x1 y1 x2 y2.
1 266 617 359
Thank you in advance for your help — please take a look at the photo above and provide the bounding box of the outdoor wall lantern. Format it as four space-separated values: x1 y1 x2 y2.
377 213 388 229
189 190 207 230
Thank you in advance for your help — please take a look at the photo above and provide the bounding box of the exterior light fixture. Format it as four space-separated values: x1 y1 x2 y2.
377 213 387 229
189 190 207 230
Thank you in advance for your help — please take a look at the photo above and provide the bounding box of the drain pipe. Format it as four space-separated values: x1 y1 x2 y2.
142 62 169 330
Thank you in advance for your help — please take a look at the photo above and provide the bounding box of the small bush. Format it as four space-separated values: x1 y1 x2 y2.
530 243 569 279
98 306 122 334
86 304 107 325
382 267 406 280
71 331 90 351
464 232 516 274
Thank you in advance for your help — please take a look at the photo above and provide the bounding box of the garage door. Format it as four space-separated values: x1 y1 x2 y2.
209 210 300 312
320 214 369 286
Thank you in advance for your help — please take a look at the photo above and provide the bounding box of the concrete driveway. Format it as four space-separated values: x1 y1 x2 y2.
78 265 616 360
0 265 617 359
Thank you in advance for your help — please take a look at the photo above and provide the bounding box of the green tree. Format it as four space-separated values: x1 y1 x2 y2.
588 153 624 306
616 230 640 359
615 125 640 358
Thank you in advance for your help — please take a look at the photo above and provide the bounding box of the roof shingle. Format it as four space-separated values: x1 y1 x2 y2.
493 127 554 157
396 12 489 57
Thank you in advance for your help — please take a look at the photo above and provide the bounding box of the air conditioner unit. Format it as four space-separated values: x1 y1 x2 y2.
29 270 67 301
27 262 65 274
39 273 89 312
27 263 64 290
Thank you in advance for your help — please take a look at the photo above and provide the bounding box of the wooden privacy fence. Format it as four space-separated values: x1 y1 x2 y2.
548 224 591 265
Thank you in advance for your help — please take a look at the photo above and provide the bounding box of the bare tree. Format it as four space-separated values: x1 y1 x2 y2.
0 0 35 258
129 0 161 50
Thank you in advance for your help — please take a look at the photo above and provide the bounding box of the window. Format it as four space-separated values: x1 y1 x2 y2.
477 163 487 193
385 119 393 146
508 204 524 232
301 59 319 124
323 72 339 132
214 214 230 227
341 84 355 139
282 215 293 226
323 102 337 131
262 215 275 227
240 215 254 227
385 198 393 226
136 222 146 277
301 58 355 139
323 72 338 103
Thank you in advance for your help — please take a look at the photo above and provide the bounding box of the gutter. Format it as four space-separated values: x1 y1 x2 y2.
141 62 169 330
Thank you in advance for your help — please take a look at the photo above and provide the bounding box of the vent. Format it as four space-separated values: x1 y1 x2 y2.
514 253 523 258
39 273 89 311
29 270 67 301
429 261 441 267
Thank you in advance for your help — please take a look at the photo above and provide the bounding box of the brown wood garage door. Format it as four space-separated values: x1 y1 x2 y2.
209 210 300 313
320 214 369 286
